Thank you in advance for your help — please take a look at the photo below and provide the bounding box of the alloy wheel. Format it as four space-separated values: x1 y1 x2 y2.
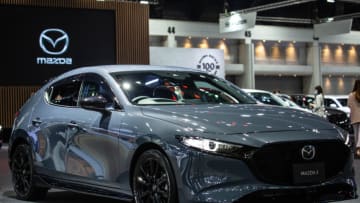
133 149 177 203
12 145 33 197
11 144 48 201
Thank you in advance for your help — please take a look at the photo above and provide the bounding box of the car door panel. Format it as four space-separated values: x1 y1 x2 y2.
63 74 124 187
64 110 120 182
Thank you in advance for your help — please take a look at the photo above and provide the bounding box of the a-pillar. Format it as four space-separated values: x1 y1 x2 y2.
303 40 322 94
236 38 255 88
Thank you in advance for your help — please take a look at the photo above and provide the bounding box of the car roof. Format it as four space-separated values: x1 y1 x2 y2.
324 95 349 99
241 89 271 93
65 65 201 75
51 65 205 84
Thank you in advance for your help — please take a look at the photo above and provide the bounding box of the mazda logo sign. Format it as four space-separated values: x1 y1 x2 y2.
39 28 69 55
301 145 316 161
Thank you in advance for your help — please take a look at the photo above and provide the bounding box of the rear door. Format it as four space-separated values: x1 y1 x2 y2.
30 75 83 173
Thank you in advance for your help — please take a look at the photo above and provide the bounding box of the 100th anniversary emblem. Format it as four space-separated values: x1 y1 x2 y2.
196 54 220 75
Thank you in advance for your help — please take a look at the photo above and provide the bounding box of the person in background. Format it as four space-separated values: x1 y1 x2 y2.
310 85 325 118
348 79 360 157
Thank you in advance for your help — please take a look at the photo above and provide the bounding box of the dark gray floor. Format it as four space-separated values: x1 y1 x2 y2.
0 144 359 203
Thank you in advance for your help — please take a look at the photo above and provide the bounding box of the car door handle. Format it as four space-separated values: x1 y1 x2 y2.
32 118 42 126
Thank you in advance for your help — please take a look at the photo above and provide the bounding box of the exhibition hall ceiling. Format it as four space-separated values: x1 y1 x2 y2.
148 0 360 30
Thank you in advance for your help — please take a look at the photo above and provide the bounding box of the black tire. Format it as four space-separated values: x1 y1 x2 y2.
132 149 178 203
11 144 48 201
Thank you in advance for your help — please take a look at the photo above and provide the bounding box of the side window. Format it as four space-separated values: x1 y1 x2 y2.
48 78 82 107
324 98 338 108
80 75 117 107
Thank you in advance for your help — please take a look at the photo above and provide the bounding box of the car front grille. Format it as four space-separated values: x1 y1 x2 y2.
249 140 350 186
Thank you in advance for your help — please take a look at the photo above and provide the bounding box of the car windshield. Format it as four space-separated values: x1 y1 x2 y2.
111 71 256 105
249 92 286 106
337 98 348 107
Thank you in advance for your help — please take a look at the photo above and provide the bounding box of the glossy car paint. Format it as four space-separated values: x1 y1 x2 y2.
324 95 350 118
9 65 357 202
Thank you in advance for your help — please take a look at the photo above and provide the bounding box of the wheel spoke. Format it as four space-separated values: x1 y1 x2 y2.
153 160 160 177
140 190 152 199
157 173 168 185
22 178 30 191
159 190 169 199
140 165 152 182
13 160 21 169
149 159 156 175
136 176 149 186
154 193 161 203
18 156 25 167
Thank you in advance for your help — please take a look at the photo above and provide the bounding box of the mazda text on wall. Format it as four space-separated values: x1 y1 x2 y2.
9 65 357 202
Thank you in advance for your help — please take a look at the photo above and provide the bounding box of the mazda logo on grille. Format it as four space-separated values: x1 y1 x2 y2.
301 145 316 161
39 28 69 55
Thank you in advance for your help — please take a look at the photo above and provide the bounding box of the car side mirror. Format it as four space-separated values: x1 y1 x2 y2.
329 104 337 108
79 95 108 111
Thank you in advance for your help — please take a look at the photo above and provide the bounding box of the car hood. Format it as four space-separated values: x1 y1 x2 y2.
140 104 342 146
141 104 337 134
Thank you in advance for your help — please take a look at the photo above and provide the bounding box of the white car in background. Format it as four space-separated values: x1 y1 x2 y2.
324 95 350 118
242 89 312 113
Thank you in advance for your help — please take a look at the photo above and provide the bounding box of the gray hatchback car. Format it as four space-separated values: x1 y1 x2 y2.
9 65 357 203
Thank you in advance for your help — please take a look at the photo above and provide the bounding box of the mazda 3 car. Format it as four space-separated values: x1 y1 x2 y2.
9 65 357 203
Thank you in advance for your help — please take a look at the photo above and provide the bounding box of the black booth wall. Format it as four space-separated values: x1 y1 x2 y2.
0 0 149 130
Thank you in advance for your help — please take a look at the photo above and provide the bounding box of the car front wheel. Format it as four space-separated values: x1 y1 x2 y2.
132 149 178 203
11 144 48 201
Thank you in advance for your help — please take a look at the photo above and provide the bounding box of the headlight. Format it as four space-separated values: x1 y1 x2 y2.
337 128 352 148
177 136 256 160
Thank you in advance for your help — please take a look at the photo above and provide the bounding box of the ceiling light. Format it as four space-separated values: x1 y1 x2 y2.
139 0 159 5
327 0 335 3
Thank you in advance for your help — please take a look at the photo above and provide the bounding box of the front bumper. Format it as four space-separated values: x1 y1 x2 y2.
169 145 357 203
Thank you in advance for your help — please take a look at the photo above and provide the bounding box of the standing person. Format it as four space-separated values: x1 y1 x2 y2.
310 85 325 118
348 79 360 157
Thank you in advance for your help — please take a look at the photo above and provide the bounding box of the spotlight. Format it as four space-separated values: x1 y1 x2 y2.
139 0 159 5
